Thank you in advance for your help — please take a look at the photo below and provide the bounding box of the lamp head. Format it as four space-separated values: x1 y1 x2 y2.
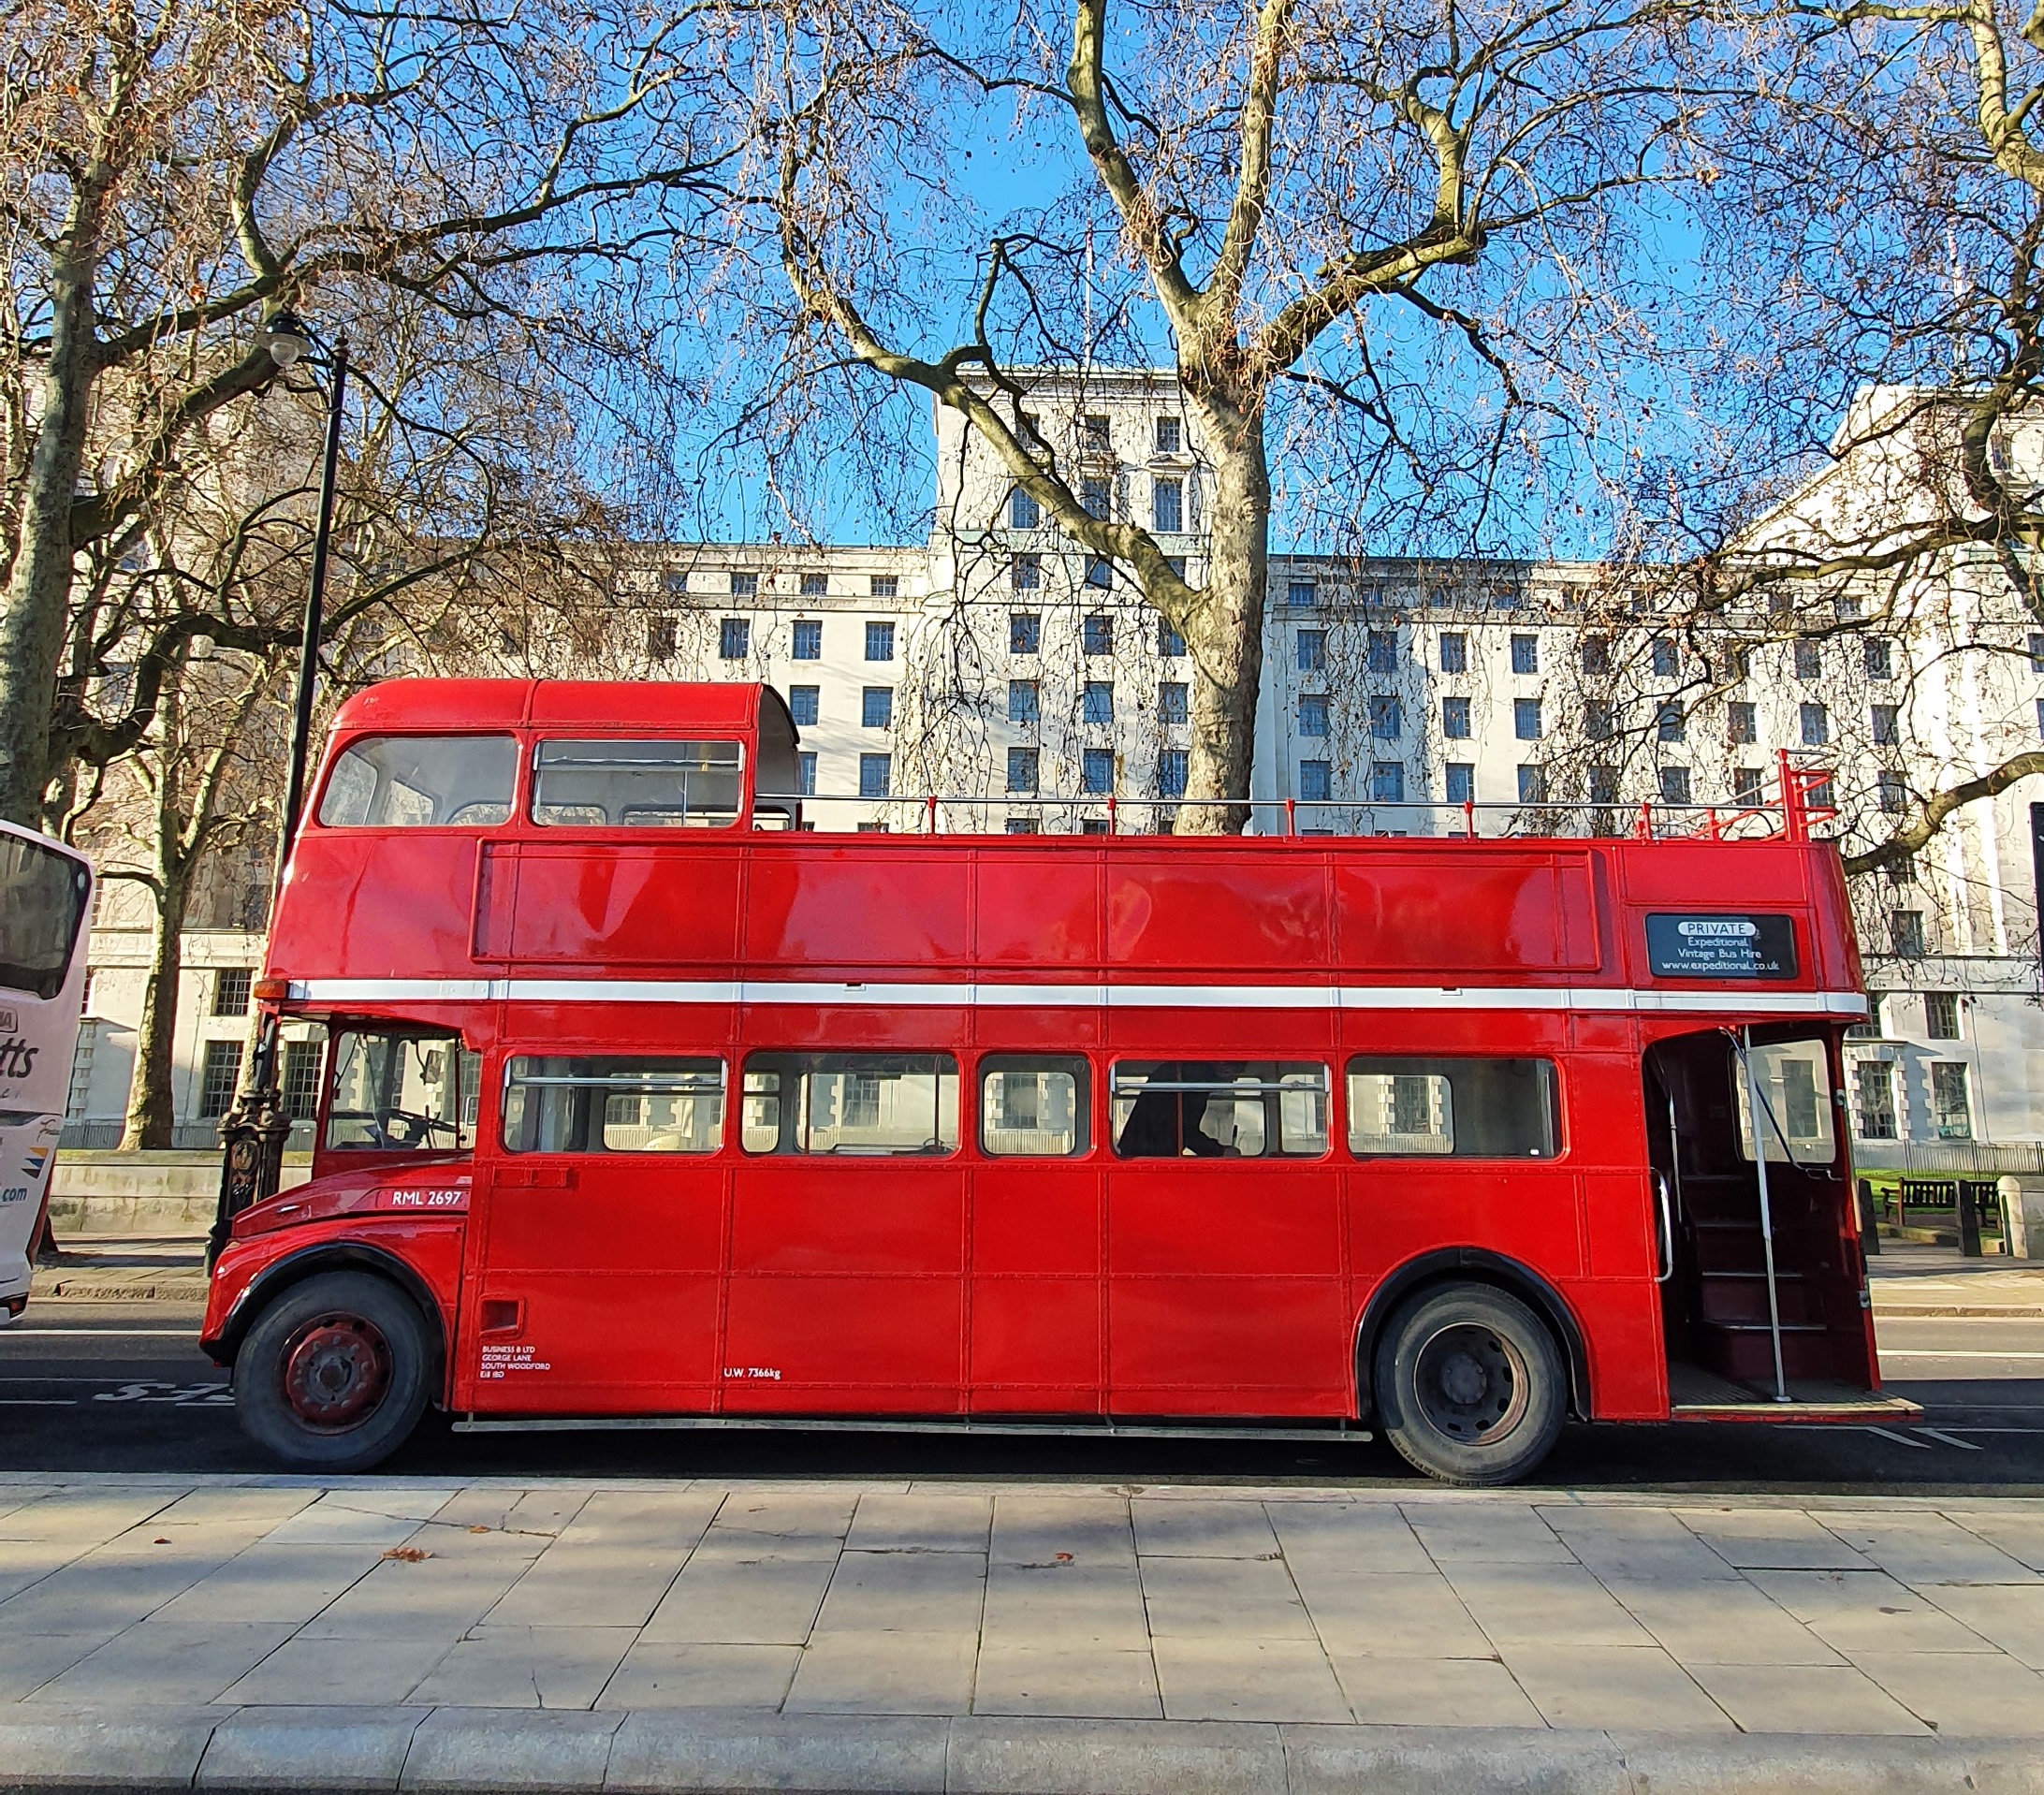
263 310 311 371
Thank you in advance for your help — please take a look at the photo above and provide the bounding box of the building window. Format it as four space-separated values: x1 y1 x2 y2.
1651 637 1680 677
1732 766 1764 803
1298 694 1330 737
719 617 750 660
1581 635 1611 676
1517 764 1548 805
1370 761 1406 803
1006 748 1039 795
1299 760 1333 802
1083 414 1112 452
1084 613 1114 655
1871 703 1899 745
858 753 891 798
1369 695 1402 739
282 1039 324 1123
792 619 823 660
2031 632 2044 673
1439 632 1468 674
1012 553 1042 592
647 618 677 662
1296 629 1326 672
1585 700 1614 742
865 620 895 662
212 970 254 1017
870 576 898 599
1159 680 1189 724
1658 766 1691 806
1800 702 1829 747
1011 612 1041 655
1010 488 1040 530
1889 910 1926 957
1865 638 1893 680
1513 697 1542 740
1441 696 1471 739
1354 630 1392 675
800 573 828 598
796 752 816 795
1288 579 1316 608
1079 555 1111 590
197 1039 243 1119
1728 701 1757 744
788 685 820 728
663 570 689 597
1083 681 1114 725
1931 1061 1973 1140
1794 639 1822 680
2037 698 2044 742
1589 765 1621 805
730 572 759 599
1082 748 1115 795
1924 991 1961 1040
1158 619 1186 657
1081 475 1112 519
1009 679 1039 725
1722 645 1750 682
1656 701 1685 743
1157 749 1189 799
1850 996 1885 1038
1005 817 1040 835
1156 415 1181 454
1152 477 1184 533
1511 634 1540 676
1853 1061 1897 1140
861 687 893 729
1445 763 1475 805
1877 770 1906 814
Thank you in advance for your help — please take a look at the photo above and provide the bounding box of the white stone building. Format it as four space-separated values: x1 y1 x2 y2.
66 372 2044 1172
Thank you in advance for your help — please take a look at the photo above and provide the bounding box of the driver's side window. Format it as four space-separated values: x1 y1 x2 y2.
325 1028 478 1151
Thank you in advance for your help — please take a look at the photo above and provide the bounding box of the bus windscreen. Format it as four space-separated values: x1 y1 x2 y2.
0 835 89 1000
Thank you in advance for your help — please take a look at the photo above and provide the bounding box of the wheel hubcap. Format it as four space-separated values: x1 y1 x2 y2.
281 1312 392 1430
1414 1323 1529 1444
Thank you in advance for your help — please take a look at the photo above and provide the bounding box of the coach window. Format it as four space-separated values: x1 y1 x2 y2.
532 738 744 828
502 1056 725 1153
1111 1062 1329 1159
326 1029 478 1151
980 1056 1090 1156
317 735 517 828
1346 1057 1560 1159
741 1053 959 1155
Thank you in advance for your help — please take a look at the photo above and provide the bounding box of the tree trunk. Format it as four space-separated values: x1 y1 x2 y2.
0 203 99 827
119 871 189 1151
1176 391 1270 834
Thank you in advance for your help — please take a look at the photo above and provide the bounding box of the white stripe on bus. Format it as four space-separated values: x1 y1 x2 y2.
291 977 1868 1016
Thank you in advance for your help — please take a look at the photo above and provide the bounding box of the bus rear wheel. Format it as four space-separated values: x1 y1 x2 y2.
236 1271 433 1472
1374 1284 1566 1486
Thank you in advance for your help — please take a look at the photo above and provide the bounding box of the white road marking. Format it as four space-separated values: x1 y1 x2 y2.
1862 1425 1933 1449
1915 1427 1984 1451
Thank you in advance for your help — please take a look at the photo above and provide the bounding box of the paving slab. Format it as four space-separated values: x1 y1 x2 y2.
1400 1503 1571 1564
0 1492 174 1546
1289 1569 1492 1658
846 1492 992 1554
0 1546 239 1634
261 1491 445 1548
1138 1554 1314 1641
1149 1637 1351 1724
1683 1661 1931 1735
1439 1561 1656 1649
27 1620 296 1708
152 1542 386 1625
782 1630 977 1715
1498 1643 1734 1733
1818 1512 2042 1587
1537 1507 1745 1584
405 1625 638 1710
1602 1577 1844 1666
598 1642 800 1710
696 1493 855 1556
1920 1583 2044 1668
1675 1508 1873 1572
1263 1502 1433 1577
812 1548 986 1636
1327 1653 1544 1729
981 1563 1151 1652
1748 1569 2000 1655
639 1550 837 1646
299 1535 546 1640
1949 1511 2044 1575
0 1632 109 1703
1132 1498 1281 1560
989 1495 1135 1570
217 1633 458 1706
1847 1649 2044 1735
970 1643 1162 1719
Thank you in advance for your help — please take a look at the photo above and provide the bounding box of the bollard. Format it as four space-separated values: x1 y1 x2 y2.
1856 1177 1879 1257
2003 1175 2032 1259
1956 1181 1983 1258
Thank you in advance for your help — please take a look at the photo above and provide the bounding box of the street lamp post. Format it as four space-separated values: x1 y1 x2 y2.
208 312 350 1267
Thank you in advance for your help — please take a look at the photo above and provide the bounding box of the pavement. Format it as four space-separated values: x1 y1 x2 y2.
2 1477 2044 1791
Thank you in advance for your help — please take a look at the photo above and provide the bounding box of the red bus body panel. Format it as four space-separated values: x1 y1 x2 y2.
223 680 1876 1429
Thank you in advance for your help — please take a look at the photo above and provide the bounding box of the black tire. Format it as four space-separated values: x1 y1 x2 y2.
1374 1283 1567 1486
235 1270 435 1472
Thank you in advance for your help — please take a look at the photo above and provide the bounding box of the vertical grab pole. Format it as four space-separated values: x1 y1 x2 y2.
1741 1028 1791 1403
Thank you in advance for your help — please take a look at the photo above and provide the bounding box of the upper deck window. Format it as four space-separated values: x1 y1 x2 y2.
532 739 743 828
318 735 518 829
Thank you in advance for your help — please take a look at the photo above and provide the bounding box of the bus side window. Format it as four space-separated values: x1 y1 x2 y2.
1110 1062 1328 1160
326 1029 476 1151
502 1057 725 1153
980 1056 1090 1157
740 1052 958 1156
1346 1057 1559 1159
316 736 517 828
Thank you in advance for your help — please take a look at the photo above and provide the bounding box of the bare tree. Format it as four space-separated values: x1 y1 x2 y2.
1 0 735 826
739 0 1701 828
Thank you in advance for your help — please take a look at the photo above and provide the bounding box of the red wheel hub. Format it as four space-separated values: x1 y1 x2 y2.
280 1312 392 1429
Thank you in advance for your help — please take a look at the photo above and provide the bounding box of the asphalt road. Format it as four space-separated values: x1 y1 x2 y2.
4 1304 2042 1492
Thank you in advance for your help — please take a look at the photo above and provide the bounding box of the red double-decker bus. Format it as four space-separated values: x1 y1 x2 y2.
200 679 1911 1483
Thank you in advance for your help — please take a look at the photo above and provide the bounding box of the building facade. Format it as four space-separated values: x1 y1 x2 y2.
68 372 2044 1171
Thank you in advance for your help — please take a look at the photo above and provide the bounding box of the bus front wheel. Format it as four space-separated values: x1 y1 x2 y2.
1374 1284 1566 1486
236 1271 433 1471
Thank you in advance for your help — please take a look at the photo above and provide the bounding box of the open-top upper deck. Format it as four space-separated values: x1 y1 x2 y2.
266 679 1865 1015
